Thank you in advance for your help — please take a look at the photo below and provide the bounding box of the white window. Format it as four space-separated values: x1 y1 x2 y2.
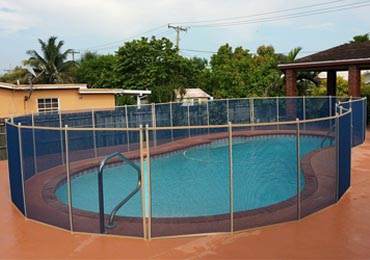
37 98 59 113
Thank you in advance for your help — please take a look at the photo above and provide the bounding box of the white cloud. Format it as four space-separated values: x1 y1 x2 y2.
3 0 291 37
1 0 370 69
0 0 38 34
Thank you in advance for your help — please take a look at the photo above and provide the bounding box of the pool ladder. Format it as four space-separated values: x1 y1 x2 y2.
98 152 142 234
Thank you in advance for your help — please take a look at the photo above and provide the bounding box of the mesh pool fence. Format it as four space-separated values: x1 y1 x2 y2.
5 96 366 239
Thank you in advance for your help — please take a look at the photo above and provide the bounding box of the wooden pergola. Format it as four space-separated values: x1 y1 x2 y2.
278 41 370 97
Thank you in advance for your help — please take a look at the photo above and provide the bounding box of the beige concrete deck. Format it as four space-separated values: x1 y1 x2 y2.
1 129 370 259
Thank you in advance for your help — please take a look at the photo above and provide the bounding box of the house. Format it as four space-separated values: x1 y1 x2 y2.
0 82 150 118
175 88 212 105
279 41 370 97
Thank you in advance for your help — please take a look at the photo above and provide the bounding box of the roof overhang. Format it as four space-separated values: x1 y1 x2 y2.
79 89 152 96
278 58 370 71
0 82 87 91
0 82 152 96
79 89 123 95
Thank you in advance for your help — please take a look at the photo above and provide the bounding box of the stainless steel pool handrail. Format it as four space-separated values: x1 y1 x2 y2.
98 152 141 234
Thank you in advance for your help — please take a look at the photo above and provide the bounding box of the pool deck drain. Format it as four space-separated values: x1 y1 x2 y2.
1 129 370 259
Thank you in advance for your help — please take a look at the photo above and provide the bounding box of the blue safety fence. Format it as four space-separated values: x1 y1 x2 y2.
338 111 352 199
5 96 367 239
6 124 24 215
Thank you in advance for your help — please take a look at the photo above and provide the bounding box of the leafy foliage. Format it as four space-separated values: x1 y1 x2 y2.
312 76 349 96
203 44 283 98
350 33 370 43
115 37 206 103
2 33 369 114
279 46 320 95
0 66 29 84
25 36 77 83
76 54 118 88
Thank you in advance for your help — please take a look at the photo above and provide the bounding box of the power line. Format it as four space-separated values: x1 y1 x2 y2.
80 24 168 52
174 0 348 25
77 0 369 53
171 0 370 28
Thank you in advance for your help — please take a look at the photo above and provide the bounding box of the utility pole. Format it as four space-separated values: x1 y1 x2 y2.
168 24 188 50
70 49 80 62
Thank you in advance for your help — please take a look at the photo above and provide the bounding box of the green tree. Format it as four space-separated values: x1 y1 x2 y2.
76 54 118 88
0 66 29 84
207 44 252 98
25 36 77 83
350 33 370 43
250 45 282 97
312 76 349 96
115 36 202 103
79 51 99 63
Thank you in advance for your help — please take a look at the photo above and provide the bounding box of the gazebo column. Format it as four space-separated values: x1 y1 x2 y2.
327 70 337 96
286 69 297 96
285 69 297 120
348 65 361 97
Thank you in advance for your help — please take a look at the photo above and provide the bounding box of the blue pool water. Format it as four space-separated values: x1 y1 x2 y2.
56 135 328 218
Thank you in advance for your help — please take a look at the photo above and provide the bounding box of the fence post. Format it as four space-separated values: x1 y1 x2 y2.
276 97 280 129
145 125 152 240
64 125 74 232
59 111 65 165
303 96 306 131
250 98 255 124
17 123 27 218
226 99 230 124
139 125 147 239
92 108 97 158
228 122 234 233
206 100 210 135
363 98 367 142
151 103 157 147
335 113 340 201
31 111 38 174
296 118 301 220
125 105 130 151
349 97 354 147
187 103 191 138
170 101 174 141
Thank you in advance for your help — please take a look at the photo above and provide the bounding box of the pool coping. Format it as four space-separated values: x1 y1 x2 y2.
24 129 337 238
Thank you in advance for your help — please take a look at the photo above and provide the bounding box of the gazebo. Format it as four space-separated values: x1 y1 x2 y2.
278 41 370 97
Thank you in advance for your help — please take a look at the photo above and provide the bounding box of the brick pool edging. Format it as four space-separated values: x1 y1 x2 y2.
24 130 337 238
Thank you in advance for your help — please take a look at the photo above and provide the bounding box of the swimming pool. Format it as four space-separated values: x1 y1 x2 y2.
56 135 328 218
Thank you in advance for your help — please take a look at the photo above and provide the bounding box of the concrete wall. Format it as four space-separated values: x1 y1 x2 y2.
0 88 116 118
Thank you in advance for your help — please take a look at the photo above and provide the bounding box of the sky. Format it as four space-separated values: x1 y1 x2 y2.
0 0 370 74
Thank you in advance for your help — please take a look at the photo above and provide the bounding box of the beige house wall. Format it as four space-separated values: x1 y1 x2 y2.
0 88 116 118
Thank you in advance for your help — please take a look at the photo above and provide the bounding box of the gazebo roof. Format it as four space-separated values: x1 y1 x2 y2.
278 41 370 71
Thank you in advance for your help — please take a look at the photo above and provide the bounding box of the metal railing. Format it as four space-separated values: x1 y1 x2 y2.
98 152 142 234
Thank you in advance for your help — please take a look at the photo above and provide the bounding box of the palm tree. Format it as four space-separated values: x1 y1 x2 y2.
281 47 320 95
25 36 77 84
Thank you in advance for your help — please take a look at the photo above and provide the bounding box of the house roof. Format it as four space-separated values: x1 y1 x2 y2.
0 82 134 95
278 41 370 71
175 88 211 99
0 82 88 91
